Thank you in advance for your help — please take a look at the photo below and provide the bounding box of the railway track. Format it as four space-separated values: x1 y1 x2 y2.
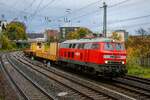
0 54 53 100
124 75 150 85
16 51 150 100
12 51 138 100
10 53 116 100
110 77 150 99
0 60 28 100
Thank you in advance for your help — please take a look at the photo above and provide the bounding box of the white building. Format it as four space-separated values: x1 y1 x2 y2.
0 20 7 32
27 33 47 42
106 30 128 42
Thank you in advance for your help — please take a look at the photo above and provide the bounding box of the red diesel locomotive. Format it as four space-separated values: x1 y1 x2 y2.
58 38 127 76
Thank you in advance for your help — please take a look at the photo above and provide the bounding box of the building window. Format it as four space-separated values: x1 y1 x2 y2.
62 28 65 31
75 28 78 31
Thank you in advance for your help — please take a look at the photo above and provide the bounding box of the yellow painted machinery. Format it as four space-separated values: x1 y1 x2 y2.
35 42 58 61
24 42 45 56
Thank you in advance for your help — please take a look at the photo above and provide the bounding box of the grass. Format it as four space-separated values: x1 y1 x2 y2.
127 64 150 78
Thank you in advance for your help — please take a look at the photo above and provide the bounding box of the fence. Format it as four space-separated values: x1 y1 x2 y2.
138 57 150 67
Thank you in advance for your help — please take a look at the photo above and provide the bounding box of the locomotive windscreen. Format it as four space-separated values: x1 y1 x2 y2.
104 43 125 51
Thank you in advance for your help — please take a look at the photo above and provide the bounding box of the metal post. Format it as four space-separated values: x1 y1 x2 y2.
103 2 107 37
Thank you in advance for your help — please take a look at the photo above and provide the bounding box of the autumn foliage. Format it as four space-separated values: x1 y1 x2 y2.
66 28 91 39
126 35 150 67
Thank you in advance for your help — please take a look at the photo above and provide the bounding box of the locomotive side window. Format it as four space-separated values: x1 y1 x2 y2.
60 43 69 48
69 44 72 48
64 43 69 48
104 43 114 50
116 43 124 50
60 43 64 48
91 43 100 49
84 43 92 49
60 44 63 48
78 44 84 49
72 44 76 48
82 44 85 49
77 44 81 49
75 44 79 48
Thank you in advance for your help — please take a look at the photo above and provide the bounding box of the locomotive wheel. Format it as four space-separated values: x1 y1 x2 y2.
95 71 100 76
80 66 86 72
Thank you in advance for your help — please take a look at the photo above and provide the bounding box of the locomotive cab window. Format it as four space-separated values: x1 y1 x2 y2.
115 43 125 50
104 43 114 50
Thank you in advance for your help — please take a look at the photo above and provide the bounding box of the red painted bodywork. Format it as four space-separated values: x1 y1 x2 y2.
58 42 126 65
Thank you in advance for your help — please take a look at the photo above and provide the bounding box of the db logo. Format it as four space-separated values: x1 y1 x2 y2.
75 52 80 56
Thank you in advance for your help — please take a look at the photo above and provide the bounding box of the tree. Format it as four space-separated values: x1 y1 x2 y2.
0 34 12 49
111 32 122 41
136 28 148 38
67 27 91 39
147 28 150 36
4 21 27 40
126 35 150 66
67 31 79 39
77 28 91 38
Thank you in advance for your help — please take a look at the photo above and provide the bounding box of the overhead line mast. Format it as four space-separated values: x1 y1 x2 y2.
103 2 107 37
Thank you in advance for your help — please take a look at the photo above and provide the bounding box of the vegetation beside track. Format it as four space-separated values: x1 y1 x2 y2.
126 33 150 78
0 21 27 51
127 64 150 78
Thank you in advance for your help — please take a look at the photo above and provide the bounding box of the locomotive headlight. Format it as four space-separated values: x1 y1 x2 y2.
122 61 125 64
105 60 108 64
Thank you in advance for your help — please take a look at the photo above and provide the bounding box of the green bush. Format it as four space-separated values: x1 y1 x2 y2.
127 56 150 78
0 35 13 50
127 64 150 78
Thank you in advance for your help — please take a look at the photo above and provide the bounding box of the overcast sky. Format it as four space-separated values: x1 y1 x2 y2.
0 0 150 34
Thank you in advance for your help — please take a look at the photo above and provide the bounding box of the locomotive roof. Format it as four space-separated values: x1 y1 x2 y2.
62 38 113 44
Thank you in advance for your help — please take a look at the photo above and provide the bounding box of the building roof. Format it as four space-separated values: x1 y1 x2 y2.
27 33 44 39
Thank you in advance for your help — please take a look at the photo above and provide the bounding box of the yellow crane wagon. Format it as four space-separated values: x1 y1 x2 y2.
24 42 45 57
24 42 59 64
35 42 59 62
